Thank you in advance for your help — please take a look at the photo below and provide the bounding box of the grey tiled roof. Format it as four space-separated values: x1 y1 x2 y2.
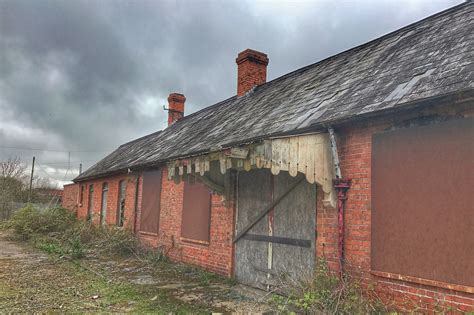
76 1 474 181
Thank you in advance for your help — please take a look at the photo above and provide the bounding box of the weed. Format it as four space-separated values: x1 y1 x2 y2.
36 240 64 255
271 259 386 314
141 246 168 265
96 226 138 255
197 270 220 286
69 237 85 259
225 276 238 287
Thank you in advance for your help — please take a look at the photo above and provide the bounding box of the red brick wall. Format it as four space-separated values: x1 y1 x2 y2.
137 169 235 276
74 170 235 276
62 183 79 213
317 105 474 312
76 174 138 229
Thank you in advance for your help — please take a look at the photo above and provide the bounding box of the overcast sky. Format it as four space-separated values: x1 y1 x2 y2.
0 0 461 187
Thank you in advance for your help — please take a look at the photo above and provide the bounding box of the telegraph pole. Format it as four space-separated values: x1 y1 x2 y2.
79 163 82 174
28 156 35 203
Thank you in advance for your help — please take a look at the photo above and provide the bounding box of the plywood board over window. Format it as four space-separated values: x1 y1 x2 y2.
140 170 162 234
181 180 212 243
371 118 474 289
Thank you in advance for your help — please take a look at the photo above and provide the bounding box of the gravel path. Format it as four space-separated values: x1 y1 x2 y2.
0 232 273 313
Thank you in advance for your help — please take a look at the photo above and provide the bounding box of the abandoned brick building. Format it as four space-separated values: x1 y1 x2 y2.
63 2 474 311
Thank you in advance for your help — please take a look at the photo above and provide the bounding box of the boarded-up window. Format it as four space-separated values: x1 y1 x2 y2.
100 183 108 225
181 180 212 242
87 184 94 221
117 180 127 227
372 118 474 287
80 185 84 205
140 170 162 234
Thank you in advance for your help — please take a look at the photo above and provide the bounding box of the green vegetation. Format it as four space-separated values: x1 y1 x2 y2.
0 204 234 313
6 205 167 264
0 157 61 220
3 204 388 313
271 259 386 314
8 205 75 239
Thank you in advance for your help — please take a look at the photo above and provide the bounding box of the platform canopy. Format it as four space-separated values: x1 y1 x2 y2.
166 133 336 207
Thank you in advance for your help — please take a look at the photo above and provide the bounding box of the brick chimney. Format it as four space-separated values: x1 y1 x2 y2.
167 93 186 125
236 49 269 96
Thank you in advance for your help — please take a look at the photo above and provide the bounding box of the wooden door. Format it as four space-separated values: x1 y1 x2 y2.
235 169 316 289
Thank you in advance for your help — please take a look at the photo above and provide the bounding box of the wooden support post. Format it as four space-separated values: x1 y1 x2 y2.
28 156 35 203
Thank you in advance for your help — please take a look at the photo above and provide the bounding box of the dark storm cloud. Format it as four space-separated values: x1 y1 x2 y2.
0 0 461 184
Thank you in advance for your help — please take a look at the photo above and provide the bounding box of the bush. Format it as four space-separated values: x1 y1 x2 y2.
7 205 42 239
7 205 76 239
42 206 76 233
271 259 386 314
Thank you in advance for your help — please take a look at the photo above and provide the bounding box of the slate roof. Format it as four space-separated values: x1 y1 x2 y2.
76 1 474 181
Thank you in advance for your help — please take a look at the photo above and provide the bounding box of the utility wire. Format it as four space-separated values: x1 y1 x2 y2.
39 159 98 165
37 163 79 175
36 165 68 182
0 145 114 153
36 164 78 182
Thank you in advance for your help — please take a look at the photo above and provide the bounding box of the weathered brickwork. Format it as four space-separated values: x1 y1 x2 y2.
62 183 79 214
137 169 235 276
236 49 269 96
318 104 474 312
70 174 139 229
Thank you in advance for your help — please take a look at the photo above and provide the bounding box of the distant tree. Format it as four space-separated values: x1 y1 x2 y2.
34 176 57 190
0 157 61 217
0 157 28 218
0 157 27 179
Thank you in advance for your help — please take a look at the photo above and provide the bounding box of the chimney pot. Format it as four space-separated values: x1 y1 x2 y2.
167 93 186 125
236 49 269 96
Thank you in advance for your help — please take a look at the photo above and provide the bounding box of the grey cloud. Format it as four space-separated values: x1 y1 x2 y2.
0 0 461 183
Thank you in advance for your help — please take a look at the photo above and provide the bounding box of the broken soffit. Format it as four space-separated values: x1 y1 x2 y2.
166 133 336 207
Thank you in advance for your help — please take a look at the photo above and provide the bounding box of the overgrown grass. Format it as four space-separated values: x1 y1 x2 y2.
4 205 167 264
4 205 384 313
271 259 386 314
0 205 252 313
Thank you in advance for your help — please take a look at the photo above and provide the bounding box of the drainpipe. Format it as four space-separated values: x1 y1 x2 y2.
328 127 352 275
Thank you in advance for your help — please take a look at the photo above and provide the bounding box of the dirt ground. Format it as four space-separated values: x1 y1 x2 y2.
0 232 274 313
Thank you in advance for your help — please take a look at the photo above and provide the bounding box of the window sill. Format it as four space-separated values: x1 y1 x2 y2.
180 237 210 246
139 231 158 236
371 270 474 294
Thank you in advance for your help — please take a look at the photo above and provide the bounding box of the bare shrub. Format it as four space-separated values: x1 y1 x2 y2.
5 205 171 265
0 157 28 219
271 259 386 314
